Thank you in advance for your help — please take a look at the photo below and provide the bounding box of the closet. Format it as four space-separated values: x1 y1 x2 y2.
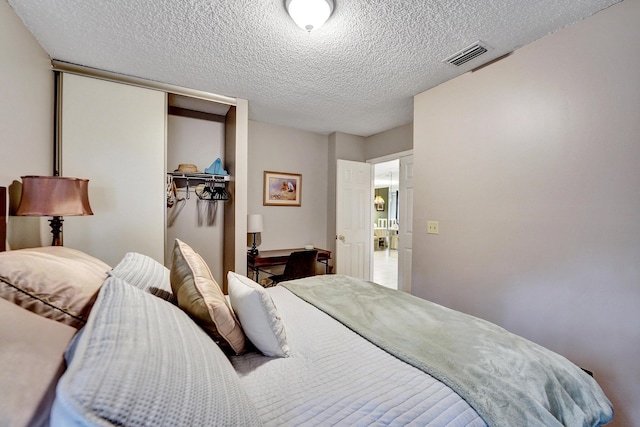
56 66 248 288
165 95 230 283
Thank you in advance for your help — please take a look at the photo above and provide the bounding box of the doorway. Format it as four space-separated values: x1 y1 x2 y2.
372 159 399 289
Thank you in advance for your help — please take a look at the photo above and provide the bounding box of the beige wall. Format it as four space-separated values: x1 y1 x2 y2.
332 131 366 161
0 1 53 249
365 123 413 160
248 120 329 255
413 1 640 425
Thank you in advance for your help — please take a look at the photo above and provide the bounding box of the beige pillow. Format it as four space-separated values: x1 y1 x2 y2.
170 239 245 354
0 246 111 328
0 298 77 427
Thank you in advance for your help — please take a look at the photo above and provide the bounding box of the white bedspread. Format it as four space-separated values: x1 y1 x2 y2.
231 286 487 427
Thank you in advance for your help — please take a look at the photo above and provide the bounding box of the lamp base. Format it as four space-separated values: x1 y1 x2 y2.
248 232 259 255
49 216 63 246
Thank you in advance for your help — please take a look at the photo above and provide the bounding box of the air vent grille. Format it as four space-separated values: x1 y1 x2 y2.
443 41 489 67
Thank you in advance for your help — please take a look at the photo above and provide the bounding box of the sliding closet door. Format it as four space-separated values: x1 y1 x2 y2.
60 73 166 265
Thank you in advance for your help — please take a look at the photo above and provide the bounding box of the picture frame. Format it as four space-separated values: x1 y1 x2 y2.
263 171 302 206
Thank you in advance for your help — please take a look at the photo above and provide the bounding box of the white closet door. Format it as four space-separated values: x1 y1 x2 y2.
60 73 166 265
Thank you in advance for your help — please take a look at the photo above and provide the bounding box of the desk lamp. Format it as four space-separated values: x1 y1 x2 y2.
247 214 263 255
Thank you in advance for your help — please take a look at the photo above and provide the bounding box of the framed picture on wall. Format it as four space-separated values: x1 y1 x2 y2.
263 171 302 206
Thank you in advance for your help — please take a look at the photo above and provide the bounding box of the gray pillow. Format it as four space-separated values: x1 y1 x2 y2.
109 252 176 304
51 277 262 427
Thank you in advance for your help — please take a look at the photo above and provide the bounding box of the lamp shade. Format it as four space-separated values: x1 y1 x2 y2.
16 176 93 217
286 0 334 32
247 214 264 233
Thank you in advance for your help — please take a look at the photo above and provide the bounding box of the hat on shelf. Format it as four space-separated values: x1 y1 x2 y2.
175 164 200 173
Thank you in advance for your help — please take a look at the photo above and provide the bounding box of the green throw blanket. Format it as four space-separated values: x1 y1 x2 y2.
282 275 613 427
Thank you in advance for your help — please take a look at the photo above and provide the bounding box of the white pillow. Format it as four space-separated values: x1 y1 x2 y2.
227 272 290 357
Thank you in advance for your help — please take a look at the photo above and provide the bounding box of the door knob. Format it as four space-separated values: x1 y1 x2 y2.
337 235 345 242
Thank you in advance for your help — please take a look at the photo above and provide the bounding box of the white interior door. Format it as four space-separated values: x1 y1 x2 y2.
335 159 371 279
60 73 166 266
398 155 414 292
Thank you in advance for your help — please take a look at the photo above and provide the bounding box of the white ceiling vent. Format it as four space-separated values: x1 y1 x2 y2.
443 41 490 67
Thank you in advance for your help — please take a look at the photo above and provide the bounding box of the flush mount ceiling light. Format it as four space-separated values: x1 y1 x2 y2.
286 0 334 32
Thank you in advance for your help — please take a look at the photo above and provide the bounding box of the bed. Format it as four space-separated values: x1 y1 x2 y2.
0 187 613 426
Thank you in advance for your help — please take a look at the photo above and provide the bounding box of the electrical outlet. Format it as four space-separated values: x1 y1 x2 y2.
427 221 439 234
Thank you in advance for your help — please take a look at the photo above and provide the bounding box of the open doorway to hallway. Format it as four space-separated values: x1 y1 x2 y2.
373 159 399 289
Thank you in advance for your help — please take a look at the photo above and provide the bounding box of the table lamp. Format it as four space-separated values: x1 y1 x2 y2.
247 214 263 255
16 175 93 246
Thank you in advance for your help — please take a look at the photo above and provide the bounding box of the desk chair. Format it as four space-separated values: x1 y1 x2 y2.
268 250 318 285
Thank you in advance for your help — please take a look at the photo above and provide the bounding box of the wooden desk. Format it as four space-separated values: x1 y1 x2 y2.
247 248 332 282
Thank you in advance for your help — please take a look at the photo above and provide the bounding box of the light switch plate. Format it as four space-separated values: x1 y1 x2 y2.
427 221 439 234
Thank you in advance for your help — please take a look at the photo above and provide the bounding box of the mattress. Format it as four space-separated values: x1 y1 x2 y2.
231 286 487 427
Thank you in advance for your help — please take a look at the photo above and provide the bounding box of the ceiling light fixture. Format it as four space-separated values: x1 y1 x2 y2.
286 0 334 32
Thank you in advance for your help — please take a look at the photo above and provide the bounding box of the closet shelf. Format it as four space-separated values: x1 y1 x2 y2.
168 172 230 182
167 172 231 202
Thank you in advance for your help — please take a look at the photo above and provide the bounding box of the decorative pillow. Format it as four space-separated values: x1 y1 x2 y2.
51 277 262 427
0 298 77 427
109 252 176 304
169 239 245 354
228 272 290 357
0 246 110 328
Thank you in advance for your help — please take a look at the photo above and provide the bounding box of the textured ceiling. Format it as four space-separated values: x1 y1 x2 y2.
8 0 620 137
